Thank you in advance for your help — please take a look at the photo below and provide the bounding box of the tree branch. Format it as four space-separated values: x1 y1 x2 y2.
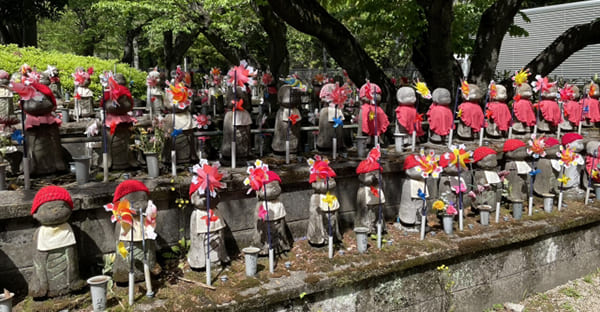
468 0 524 87
525 18 600 78
252 0 289 79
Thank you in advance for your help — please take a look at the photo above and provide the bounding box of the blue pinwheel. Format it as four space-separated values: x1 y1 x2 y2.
417 188 427 201
332 116 343 128
529 169 540 177
171 128 183 138
11 129 24 145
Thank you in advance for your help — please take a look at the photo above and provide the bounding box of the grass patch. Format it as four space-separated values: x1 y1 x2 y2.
560 287 581 299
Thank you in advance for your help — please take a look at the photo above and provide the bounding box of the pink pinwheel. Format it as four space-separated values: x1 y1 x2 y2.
307 155 336 183
72 68 89 86
262 72 273 86
328 83 351 108
191 159 225 198
527 134 547 158
559 84 574 102
228 61 256 88
244 159 270 194
145 200 157 228
193 114 212 129
452 182 467 194
532 75 555 93
557 146 584 168
9 82 37 100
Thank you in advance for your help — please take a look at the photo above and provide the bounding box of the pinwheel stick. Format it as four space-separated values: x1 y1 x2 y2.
140 204 153 297
146 84 153 121
205 181 212 286
420 178 428 241
579 94 587 134
457 162 464 231
448 86 461 149
19 100 30 190
558 166 565 211
324 177 334 258
232 72 237 169
262 186 274 273
171 100 177 176
556 97 563 138
128 220 134 306
585 150 597 205
376 153 384 250
101 86 109 183
479 90 490 147
533 92 539 136
528 160 537 216
285 91 291 164
372 84 379 147
333 108 338 160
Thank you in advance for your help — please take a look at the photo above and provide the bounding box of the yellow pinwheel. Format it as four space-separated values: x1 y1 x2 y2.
117 241 128 259
322 191 338 209
557 174 570 186
512 68 530 87
414 79 432 99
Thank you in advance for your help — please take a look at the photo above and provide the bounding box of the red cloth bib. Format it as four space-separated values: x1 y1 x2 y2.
582 98 600 122
395 105 424 136
25 113 62 129
539 100 562 126
361 104 389 136
426 103 453 136
513 99 536 126
458 101 484 132
486 102 511 131
564 100 582 125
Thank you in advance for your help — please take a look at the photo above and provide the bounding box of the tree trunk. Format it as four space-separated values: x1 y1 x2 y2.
163 29 201 78
253 1 289 79
468 0 524 89
266 0 396 113
525 18 600 78
122 27 143 66
412 0 458 91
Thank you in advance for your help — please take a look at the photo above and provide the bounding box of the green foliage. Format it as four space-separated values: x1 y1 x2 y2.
0 44 147 98
162 229 191 259
560 286 581 299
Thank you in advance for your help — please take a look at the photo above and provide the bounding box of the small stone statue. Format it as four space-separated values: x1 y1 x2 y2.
164 79 196 164
427 88 453 144
359 82 389 145
306 155 342 245
355 146 385 234
537 84 562 132
0 70 14 118
29 186 84 298
72 67 95 117
512 83 536 134
146 68 165 115
221 64 253 164
102 73 137 169
250 167 293 255
584 140 600 187
317 83 346 151
558 133 585 195
503 139 530 203
11 71 67 175
272 82 303 156
43 65 63 105
471 147 501 211
395 87 424 147
457 83 484 140
110 180 159 283
188 160 229 269
485 83 511 138
399 154 430 231
559 84 581 131
581 82 600 126
438 150 473 210
533 137 561 195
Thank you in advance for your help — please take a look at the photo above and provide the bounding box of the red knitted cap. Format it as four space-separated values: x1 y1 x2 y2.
113 180 149 202
543 137 560 147
561 133 583 146
403 154 420 170
189 182 200 197
439 152 456 168
264 171 281 185
473 147 497 163
503 139 526 152
31 185 73 215
356 147 382 174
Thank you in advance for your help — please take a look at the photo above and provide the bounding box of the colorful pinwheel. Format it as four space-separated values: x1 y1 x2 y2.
244 159 270 194
557 146 584 168
191 159 225 198
450 144 472 169
414 149 442 178
527 134 547 158
414 79 432 99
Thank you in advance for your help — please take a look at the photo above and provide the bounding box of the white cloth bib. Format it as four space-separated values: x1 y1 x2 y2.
318 194 340 212
119 219 155 242
327 106 345 122
364 186 386 205
37 223 76 251
281 108 302 122
515 161 532 174
409 180 429 199
261 200 286 221
195 210 226 234
484 171 501 184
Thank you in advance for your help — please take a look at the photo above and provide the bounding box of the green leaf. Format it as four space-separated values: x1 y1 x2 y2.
299 292 307 299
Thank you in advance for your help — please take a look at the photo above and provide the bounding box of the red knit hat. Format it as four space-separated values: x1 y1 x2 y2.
189 182 200 197
356 147 382 174
439 152 456 168
113 180 149 202
473 147 497 163
543 137 560 147
561 133 583 147
308 156 336 184
403 154 420 170
503 139 526 152
31 185 73 215
264 171 281 185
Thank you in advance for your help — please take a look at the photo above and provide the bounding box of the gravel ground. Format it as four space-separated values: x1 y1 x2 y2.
490 268 600 312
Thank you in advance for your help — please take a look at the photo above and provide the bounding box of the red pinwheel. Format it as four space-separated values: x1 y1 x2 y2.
307 155 336 183
559 84 574 102
74 93 82 100
370 186 380 198
532 75 555 93
232 98 244 112
201 209 220 226
191 159 224 198
228 63 255 88
289 114 299 125
244 160 270 194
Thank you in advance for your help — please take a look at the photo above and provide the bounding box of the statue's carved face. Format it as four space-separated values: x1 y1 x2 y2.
475 154 497 169
33 201 72 226
432 88 451 105
311 179 336 193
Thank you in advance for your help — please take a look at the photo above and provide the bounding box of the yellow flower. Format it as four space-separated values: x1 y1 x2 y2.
513 68 530 86
437 264 448 271
432 200 445 211
170 187 176 191
457 109 463 118
414 80 431 99
557 174 570 186
368 111 375 121
117 241 128 259
322 191 338 208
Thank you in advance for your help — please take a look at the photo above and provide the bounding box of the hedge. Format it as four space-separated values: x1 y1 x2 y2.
0 44 147 99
